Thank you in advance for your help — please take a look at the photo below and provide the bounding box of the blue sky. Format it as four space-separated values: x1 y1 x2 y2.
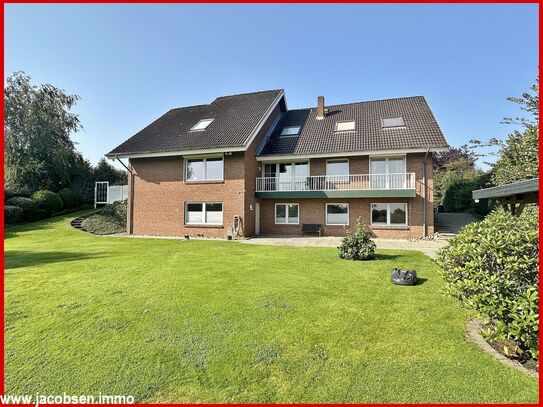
5 4 539 169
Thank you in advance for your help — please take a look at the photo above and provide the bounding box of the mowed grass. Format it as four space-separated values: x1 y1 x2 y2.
4 212 538 403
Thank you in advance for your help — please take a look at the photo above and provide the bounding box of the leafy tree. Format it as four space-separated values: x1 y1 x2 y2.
433 146 476 171
433 157 487 206
503 76 539 126
492 126 539 185
94 158 127 185
4 72 82 192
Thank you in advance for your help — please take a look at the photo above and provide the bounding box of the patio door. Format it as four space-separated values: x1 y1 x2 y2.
370 157 406 189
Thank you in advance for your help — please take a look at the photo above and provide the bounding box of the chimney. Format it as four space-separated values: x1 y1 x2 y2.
316 96 325 120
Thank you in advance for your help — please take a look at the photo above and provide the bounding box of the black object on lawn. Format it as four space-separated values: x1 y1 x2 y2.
391 268 417 286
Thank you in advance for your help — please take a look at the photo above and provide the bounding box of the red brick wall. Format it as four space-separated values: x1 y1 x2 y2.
127 103 283 238
128 153 245 237
257 153 434 239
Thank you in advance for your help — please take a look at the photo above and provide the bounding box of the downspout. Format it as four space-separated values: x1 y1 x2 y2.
422 147 430 238
114 156 134 235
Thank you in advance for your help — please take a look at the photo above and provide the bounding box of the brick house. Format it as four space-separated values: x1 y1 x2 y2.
106 89 449 239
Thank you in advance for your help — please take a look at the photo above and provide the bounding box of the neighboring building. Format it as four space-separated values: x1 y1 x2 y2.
107 89 449 239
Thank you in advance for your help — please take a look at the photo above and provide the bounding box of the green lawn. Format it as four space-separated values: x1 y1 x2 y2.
4 212 538 403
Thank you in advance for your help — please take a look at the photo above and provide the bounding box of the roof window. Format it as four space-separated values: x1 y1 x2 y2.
381 117 405 128
190 118 214 131
280 126 301 136
335 121 356 132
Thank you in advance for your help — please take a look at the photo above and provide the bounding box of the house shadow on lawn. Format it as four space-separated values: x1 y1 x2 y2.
374 253 402 261
4 250 103 270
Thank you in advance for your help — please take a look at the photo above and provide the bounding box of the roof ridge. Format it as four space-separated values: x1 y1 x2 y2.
213 88 284 100
292 95 425 111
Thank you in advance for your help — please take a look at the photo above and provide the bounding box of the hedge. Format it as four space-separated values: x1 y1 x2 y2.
5 205 24 224
32 190 63 213
437 209 539 359
57 188 79 209
6 197 38 210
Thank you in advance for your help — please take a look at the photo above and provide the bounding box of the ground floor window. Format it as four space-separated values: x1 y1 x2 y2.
275 203 299 224
326 203 349 225
371 203 407 226
185 202 223 225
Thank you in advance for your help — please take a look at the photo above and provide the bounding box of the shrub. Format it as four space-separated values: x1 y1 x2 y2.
57 188 79 209
81 214 125 235
437 209 539 359
5 197 49 222
24 208 49 222
338 218 376 261
32 190 63 213
6 197 38 210
4 205 24 224
102 199 127 222
442 173 492 215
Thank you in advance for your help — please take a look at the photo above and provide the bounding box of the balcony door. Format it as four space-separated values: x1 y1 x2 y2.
264 162 308 191
370 156 406 189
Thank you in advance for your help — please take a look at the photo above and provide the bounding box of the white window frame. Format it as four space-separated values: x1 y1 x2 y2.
280 126 301 137
370 203 408 227
185 155 224 182
325 203 349 226
190 118 214 131
335 120 356 132
185 202 223 225
369 155 406 174
274 203 300 225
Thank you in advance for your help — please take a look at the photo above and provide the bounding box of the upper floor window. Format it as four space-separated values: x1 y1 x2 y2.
326 159 349 177
381 117 405 129
186 156 224 181
335 121 356 132
190 118 214 131
280 126 301 136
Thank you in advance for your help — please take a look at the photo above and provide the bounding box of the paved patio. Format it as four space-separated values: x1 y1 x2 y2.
241 236 448 259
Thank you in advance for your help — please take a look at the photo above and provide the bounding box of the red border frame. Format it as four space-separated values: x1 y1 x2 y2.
0 1 540 406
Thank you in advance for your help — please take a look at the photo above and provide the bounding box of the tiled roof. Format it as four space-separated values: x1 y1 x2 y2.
259 96 448 156
107 89 283 156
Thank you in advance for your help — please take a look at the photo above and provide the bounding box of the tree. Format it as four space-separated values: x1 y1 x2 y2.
94 158 127 185
4 72 82 192
433 157 488 209
433 146 477 171
492 77 539 185
492 126 539 185
503 76 539 126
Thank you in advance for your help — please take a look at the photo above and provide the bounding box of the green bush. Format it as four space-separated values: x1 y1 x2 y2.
5 197 49 222
437 209 539 359
57 188 79 209
6 197 38 210
24 208 49 222
32 190 63 213
81 214 125 235
442 173 491 215
5 205 24 224
338 218 376 261
101 200 127 222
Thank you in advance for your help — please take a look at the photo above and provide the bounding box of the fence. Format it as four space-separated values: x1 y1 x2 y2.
94 181 128 207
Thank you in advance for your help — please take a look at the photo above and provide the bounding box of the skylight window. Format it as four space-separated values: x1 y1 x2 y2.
190 118 214 131
335 121 356 132
381 117 405 129
280 126 301 136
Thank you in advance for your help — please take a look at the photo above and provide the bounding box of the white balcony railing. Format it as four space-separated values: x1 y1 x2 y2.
256 173 416 192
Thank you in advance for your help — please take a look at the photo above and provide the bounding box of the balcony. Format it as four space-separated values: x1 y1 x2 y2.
255 173 416 199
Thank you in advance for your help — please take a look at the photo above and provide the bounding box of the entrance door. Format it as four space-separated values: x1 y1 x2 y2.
255 203 261 235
